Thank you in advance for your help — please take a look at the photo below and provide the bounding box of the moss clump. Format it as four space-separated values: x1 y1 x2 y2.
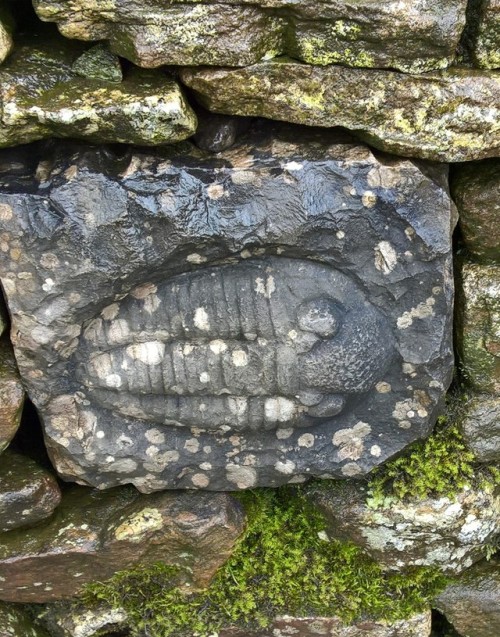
366 398 500 507
83 489 446 637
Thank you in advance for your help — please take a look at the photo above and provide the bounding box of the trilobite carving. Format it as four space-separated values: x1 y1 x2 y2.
76 258 394 433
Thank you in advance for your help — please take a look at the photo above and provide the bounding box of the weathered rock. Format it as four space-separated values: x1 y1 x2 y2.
452 160 500 261
0 450 62 532
468 0 500 69
0 485 244 603
219 612 432 637
35 602 128 637
309 481 500 574
0 338 24 453
0 601 50 637
435 557 500 637
32 0 467 73
181 61 500 163
0 35 196 149
0 292 7 337
0 3 14 65
193 109 252 153
459 395 500 462
0 125 455 491
72 44 122 83
457 262 500 394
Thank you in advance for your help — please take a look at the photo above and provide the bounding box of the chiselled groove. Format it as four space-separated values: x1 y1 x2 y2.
75 257 395 431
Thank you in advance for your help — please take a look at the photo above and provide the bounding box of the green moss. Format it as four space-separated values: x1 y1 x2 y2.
366 396 500 507
83 489 447 636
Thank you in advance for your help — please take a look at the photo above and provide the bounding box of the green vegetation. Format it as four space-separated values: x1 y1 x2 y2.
84 488 446 637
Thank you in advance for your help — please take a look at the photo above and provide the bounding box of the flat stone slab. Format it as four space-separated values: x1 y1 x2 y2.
452 159 500 261
33 0 467 73
435 557 500 637
0 125 455 491
0 450 62 532
0 35 196 149
0 485 244 602
308 481 500 574
0 338 25 453
457 262 500 394
181 61 500 162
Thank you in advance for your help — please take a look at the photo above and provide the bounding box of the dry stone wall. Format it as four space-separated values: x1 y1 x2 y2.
0 1 498 637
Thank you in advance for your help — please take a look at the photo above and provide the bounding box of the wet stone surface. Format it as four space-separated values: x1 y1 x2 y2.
0 124 455 491
0 449 62 532
0 485 244 602
0 338 25 453
181 61 500 162
32 0 467 73
435 557 500 637
309 481 500 574
0 34 197 148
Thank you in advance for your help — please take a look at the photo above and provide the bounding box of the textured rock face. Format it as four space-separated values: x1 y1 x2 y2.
0 485 244 602
452 160 500 261
0 339 25 453
309 482 500 574
36 603 128 637
0 601 50 637
0 35 197 148
181 62 500 162
0 127 455 491
32 0 467 73
0 3 14 65
220 612 432 637
468 0 500 69
459 395 500 462
457 262 500 394
0 450 62 532
435 558 500 637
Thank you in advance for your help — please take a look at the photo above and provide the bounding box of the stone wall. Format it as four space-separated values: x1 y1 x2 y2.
0 1 498 636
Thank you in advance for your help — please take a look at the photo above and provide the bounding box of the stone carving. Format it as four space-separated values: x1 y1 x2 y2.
0 124 455 491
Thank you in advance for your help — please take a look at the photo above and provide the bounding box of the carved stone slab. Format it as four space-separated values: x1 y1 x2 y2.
0 125 455 491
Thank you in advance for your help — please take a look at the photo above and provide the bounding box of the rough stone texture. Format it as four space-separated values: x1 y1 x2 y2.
435 557 500 637
0 125 455 492
220 612 432 637
32 0 467 73
0 338 25 453
309 481 500 574
459 395 500 462
35 602 128 637
0 450 62 532
72 44 123 84
194 109 252 153
0 601 50 637
0 3 14 65
0 485 244 603
457 262 500 394
468 0 500 69
452 159 500 262
0 293 7 337
181 61 500 163
0 35 196 149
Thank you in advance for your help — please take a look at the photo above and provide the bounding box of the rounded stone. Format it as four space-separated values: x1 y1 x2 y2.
0 339 25 454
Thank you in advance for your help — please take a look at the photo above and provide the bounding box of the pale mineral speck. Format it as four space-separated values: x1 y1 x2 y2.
96 430 105 439
336 230 345 239
397 297 435 329
275 459 296 474
146 445 159 457
101 303 120 321
399 420 412 429
265 397 296 422
191 473 210 487
40 252 60 269
284 161 303 171
206 183 225 199
194 306 210 331
288 330 298 340
254 275 276 298
276 428 293 439
232 349 248 367
183 343 194 355
370 445 382 457
105 373 122 388
240 249 252 259
374 241 397 274
228 397 248 416
362 191 377 208
298 433 315 448
184 438 200 453
200 372 210 383
203 445 212 454
199 462 212 471
226 464 257 488
187 253 207 264
144 429 165 444
376 382 392 393
209 339 227 354
341 462 362 477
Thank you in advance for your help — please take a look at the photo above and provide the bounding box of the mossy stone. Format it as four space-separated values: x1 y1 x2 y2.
180 61 500 162
0 601 50 637
72 44 122 83
457 262 500 394
467 0 500 69
452 159 500 261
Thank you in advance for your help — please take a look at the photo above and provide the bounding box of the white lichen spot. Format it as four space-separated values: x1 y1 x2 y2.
146 446 159 457
126 341 165 366
191 473 210 487
288 330 298 340
284 161 303 171
187 253 207 264
145 429 165 445
376 382 392 393
42 277 55 292
240 249 252 259
199 462 212 471
232 349 248 367
397 297 435 329
40 253 60 269
206 183 225 199
336 230 345 239
183 343 194 356
254 275 276 299
275 460 296 475
370 445 382 457
194 307 210 331
332 421 371 461
226 464 257 489
96 430 105 439
101 303 120 321
228 397 248 416
107 458 138 473
209 339 227 354
0 203 13 221
199 372 210 384
105 373 122 388
362 191 377 208
265 397 296 422
114 508 163 542
341 462 362 477
276 428 293 440
374 241 397 274
143 294 161 314
298 433 315 448
184 438 200 453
